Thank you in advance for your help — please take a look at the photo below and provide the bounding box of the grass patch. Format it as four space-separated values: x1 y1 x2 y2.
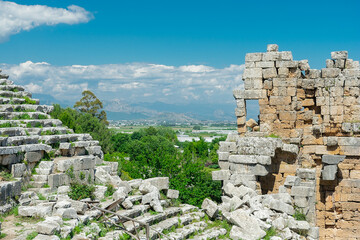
37 193 46 200
263 227 277 240
293 207 307 221
23 97 36 105
26 231 38 240
0 233 7 239
266 133 280 138
0 170 14 181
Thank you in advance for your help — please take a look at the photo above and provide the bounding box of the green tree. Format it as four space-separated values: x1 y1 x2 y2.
51 104 113 153
74 90 108 124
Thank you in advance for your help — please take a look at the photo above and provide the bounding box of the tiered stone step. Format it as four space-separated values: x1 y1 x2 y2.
0 111 50 120
0 97 39 105
0 104 53 113
0 119 62 128
0 90 32 98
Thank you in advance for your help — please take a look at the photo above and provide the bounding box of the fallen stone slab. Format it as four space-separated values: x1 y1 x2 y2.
201 198 218 218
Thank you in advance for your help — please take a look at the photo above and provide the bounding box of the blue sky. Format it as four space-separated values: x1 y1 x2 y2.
0 0 359 107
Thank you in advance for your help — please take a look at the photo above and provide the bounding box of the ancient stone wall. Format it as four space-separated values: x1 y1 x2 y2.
229 44 360 239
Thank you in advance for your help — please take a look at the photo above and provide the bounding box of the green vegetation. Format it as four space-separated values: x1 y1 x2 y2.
12 113 31 120
23 96 36 105
293 207 306 221
26 231 38 240
37 193 46 200
0 233 7 239
0 122 17 128
104 183 115 197
266 133 280 138
0 169 14 181
50 104 113 153
68 182 95 201
263 227 278 240
50 92 224 207
105 127 222 207
74 90 108 124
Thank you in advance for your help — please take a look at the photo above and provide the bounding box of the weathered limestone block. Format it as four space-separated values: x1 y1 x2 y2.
229 155 271 165
290 186 314 197
284 176 301 187
331 51 348 60
322 155 345 165
11 163 26 178
321 68 340 78
245 53 263 62
255 61 275 68
201 198 218 218
267 44 279 52
229 210 266 240
263 68 277 79
166 189 179 199
143 177 169 190
322 165 338 181
276 61 298 68
212 170 230 181
242 68 263 79
269 199 295 215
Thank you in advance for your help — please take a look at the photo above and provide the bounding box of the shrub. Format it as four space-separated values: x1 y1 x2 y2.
104 183 115 197
68 183 95 201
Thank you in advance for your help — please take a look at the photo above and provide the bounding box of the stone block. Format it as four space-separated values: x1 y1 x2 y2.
263 68 277 79
242 68 263 79
25 151 42 163
245 53 263 62
229 210 266 240
276 61 298 68
166 189 179 199
143 177 169 190
277 68 289 77
290 186 314 197
267 44 278 52
255 61 275 68
229 155 271 165
269 199 295 215
11 163 26 178
284 176 301 187
331 51 348 60
279 51 293 61
296 168 316 180
322 155 345 165
322 165 338 181
299 60 310 71
218 152 229 161
201 198 218 218
321 68 340 78
263 52 280 61
212 170 230 181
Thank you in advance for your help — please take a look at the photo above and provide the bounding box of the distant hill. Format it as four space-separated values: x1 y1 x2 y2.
33 94 259 122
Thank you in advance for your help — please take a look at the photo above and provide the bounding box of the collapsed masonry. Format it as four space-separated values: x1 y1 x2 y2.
212 45 360 239
0 72 228 240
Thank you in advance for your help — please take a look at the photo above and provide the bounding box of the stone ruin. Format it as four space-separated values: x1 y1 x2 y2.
0 44 359 240
211 44 360 239
0 70 230 240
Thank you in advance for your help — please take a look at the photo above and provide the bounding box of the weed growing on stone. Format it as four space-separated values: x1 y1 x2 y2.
293 207 306 221
26 231 38 240
104 184 115 197
263 227 278 240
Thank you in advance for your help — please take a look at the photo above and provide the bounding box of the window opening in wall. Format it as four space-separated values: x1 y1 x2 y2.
245 100 260 132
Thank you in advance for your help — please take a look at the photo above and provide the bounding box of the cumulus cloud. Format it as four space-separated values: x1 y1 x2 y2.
0 1 93 41
0 61 244 105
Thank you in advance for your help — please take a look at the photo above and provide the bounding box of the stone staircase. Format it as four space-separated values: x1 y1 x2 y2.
0 73 110 205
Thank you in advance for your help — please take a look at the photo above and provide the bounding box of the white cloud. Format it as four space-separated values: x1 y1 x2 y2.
0 61 244 105
0 1 93 41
